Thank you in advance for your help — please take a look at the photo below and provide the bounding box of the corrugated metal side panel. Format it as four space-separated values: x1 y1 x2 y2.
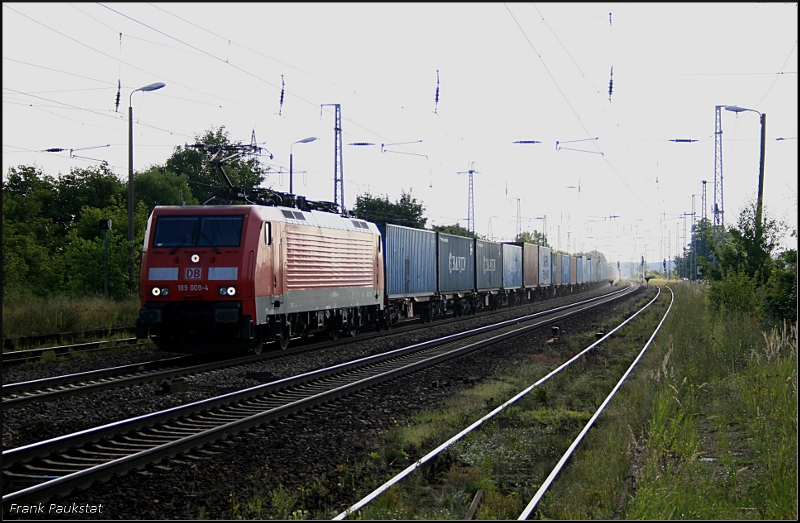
285 226 374 289
520 243 539 288
561 254 570 284
502 244 522 289
539 246 552 286
552 253 561 285
576 257 583 283
582 256 589 283
476 240 502 290
550 252 561 285
385 225 436 297
587 257 594 282
570 256 577 284
437 233 475 293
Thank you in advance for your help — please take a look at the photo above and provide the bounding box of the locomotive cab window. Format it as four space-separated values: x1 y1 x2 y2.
153 215 245 248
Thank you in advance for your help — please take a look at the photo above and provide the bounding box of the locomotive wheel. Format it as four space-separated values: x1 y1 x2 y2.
277 334 290 350
250 331 264 355
328 326 340 341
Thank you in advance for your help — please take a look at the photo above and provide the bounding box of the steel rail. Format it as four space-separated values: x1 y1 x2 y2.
517 285 674 519
2 284 636 508
334 283 659 520
2 338 143 365
2 284 622 407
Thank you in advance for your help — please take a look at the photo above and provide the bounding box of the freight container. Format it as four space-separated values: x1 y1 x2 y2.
587 257 594 282
539 246 552 286
437 233 475 294
570 256 577 284
475 239 503 290
576 256 584 284
514 242 539 289
551 252 560 285
561 253 571 284
382 224 436 299
581 256 589 283
501 243 522 289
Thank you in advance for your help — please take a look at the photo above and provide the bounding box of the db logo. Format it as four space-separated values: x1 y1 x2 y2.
184 268 202 279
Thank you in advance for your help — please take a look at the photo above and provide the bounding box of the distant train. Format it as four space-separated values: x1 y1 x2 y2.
136 204 609 354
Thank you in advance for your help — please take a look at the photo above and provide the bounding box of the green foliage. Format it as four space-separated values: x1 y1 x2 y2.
703 204 793 325
763 247 797 322
134 165 198 210
708 270 761 314
433 222 481 239
2 165 64 296
352 190 427 228
164 126 267 205
51 164 126 236
61 198 149 298
515 230 548 246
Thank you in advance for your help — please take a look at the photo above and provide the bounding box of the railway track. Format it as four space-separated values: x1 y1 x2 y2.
2 337 147 366
334 285 671 520
2 284 617 409
1 284 638 508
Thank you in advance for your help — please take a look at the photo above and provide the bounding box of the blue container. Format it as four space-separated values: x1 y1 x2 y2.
502 243 522 289
539 246 552 286
576 256 584 284
587 257 594 282
561 253 570 284
382 224 436 298
551 252 559 285
437 233 475 293
476 239 503 290
581 256 591 283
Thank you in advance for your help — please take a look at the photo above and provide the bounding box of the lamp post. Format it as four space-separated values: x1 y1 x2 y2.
724 105 766 249
128 81 165 294
289 136 318 194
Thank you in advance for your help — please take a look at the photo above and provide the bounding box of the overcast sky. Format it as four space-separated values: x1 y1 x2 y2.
3 3 797 265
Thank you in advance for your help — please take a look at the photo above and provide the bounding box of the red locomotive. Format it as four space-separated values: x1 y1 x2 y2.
137 204 384 353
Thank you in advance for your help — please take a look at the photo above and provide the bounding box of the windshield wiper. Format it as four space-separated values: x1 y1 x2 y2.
199 231 222 254
169 233 194 255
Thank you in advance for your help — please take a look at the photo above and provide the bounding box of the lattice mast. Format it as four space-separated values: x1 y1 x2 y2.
458 162 479 234
701 180 707 222
321 104 344 213
713 105 725 263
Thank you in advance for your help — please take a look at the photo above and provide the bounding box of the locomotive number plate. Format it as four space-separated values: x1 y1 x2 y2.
184 267 202 279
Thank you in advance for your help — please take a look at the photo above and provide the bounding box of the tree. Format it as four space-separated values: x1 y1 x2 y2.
164 126 268 205
433 223 481 239
515 230 548 246
62 197 150 298
2 165 63 296
763 246 797 323
52 163 126 237
352 190 427 228
134 165 198 212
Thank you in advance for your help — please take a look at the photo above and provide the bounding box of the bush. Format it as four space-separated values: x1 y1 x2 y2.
708 270 761 316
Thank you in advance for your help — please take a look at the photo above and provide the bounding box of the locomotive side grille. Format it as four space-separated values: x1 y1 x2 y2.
285 229 375 289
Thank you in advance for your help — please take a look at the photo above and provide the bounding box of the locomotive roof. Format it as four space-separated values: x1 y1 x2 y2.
150 205 379 235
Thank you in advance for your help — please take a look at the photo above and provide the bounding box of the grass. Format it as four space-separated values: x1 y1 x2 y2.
224 281 797 519
2 294 140 345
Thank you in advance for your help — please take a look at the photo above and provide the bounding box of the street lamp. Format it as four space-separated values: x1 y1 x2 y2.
129 82 165 294
289 136 318 194
724 105 766 248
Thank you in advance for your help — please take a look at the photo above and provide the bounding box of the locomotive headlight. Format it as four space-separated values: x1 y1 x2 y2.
160 287 169 297
191 254 200 263
151 287 161 296
151 286 169 297
219 286 236 296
